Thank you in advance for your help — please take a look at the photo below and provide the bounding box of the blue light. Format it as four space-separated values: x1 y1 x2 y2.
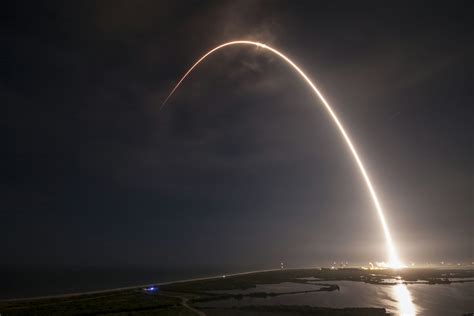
144 286 158 292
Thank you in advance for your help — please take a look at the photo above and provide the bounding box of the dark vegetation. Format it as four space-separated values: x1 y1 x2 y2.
0 289 186 315
190 284 339 304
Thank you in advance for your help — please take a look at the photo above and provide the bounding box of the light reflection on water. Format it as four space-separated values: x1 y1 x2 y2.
393 283 417 315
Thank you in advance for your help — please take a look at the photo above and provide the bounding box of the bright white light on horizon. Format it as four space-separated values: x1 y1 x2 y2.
161 40 404 267
376 261 407 270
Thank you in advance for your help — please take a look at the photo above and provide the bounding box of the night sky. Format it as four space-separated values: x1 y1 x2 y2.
2 1 472 270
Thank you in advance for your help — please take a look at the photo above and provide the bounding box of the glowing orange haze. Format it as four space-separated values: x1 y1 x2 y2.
161 40 404 269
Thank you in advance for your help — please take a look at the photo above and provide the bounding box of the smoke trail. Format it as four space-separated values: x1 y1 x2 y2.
161 40 403 268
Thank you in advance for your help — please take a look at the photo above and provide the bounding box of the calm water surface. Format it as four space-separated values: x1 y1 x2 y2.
198 281 474 315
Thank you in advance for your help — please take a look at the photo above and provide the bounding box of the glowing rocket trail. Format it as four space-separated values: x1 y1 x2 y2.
161 40 403 268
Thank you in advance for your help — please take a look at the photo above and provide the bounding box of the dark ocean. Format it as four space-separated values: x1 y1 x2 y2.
0 265 254 299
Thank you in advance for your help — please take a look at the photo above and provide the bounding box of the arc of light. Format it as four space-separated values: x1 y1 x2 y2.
161 40 402 268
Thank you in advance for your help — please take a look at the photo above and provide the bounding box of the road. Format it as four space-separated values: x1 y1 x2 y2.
160 292 206 316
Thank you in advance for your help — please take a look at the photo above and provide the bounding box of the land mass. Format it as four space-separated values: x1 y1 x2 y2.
1 268 473 315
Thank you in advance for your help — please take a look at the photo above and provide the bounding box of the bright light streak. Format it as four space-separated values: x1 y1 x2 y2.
161 40 403 268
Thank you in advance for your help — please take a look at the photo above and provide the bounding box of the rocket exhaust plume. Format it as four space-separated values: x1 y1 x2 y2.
161 40 403 268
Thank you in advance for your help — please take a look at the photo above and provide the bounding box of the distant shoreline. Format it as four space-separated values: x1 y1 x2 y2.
2 265 472 302
0 268 280 302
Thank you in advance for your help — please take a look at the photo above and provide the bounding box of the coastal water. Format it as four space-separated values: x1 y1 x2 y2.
197 281 474 315
0 265 233 299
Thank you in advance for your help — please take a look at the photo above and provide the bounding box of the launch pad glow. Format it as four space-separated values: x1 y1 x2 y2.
161 40 403 268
